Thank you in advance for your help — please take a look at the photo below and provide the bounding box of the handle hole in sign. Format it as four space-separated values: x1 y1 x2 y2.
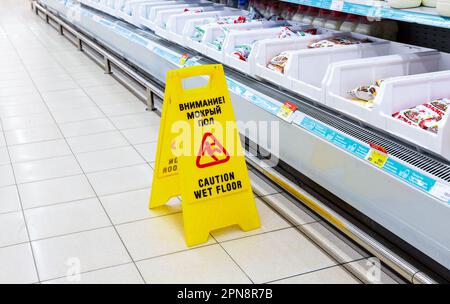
182 75 210 90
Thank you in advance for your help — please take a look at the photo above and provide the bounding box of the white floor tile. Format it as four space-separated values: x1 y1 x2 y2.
32 74 73 85
68 69 107 81
8 139 71 163
4 124 63 145
59 118 116 138
18 174 95 209
221 228 336 283
0 93 43 106
75 76 118 88
84 84 129 98
25 198 111 240
272 266 360 284
76 146 145 173
0 133 5 147
67 131 128 154
0 77 33 89
27 67 68 80
86 164 152 196
57 56 94 69
116 214 216 261
40 88 87 103
0 243 39 284
43 263 144 284
65 65 104 75
121 126 159 145
13 155 82 184
0 185 21 214
2 112 55 131
89 92 141 106
137 245 251 284
32 227 131 281
0 102 48 118
0 164 15 187
0 211 29 247
0 85 38 97
100 102 147 117
52 106 104 123
134 142 158 163
46 96 95 112
212 198 291 242
35 79 79 93
100 188 181 225
110 112 160 130
0 147 10 165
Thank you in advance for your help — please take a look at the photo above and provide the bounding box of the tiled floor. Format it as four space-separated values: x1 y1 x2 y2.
0 0 400 284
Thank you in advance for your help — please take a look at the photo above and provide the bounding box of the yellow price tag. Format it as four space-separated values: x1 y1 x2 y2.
366 144 388 168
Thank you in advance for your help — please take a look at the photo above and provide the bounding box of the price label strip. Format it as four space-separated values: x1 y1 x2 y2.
429 181 450 203
297 116 450 203
330 0 344 11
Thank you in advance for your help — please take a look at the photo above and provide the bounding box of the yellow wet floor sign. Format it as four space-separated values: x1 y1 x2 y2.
150 64 260 246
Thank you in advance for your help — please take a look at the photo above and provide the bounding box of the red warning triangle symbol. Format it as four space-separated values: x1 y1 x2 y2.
196 133 230 169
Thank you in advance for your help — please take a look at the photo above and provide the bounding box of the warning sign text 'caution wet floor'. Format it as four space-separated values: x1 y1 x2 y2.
149 64 260 246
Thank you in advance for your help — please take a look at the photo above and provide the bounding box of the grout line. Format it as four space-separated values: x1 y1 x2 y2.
12 161 153 186
0 209 183 251
262 261 365 284
1 194 99 215
39 261 144 284
210 234 255 284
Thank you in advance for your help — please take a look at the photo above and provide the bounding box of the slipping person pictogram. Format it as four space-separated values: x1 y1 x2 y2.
196 132 230 169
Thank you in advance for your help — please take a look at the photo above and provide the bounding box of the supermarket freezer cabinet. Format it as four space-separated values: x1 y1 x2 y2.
43 0 450 276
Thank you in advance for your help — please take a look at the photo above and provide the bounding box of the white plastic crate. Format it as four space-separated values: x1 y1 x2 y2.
80 0 101 10
135 1 180 30
109 0 128 18
166 9 245 45
285 35 432 103
129 0 175 28
200 21 285 63
325 51 447 123
374 71 450 160
116 0 161 26
253 32 336 91
223 25 328 76
143 2 207 31
182 17 257 54
154 6 227 39
82 0 115 16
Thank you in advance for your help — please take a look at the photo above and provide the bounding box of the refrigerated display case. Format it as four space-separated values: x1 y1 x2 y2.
34 0 450 282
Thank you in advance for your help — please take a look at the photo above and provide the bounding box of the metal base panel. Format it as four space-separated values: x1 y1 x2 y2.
37 0 450 277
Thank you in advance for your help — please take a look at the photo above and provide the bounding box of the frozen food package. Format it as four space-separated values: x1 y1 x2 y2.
192 24 208 41
207 28 230 51
267 52 290 74
429 97 450 113
392 99 450 134
191 16 247 42
308 37 370 48
232 43 254 61
348 79 384 107
277 27 317 39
